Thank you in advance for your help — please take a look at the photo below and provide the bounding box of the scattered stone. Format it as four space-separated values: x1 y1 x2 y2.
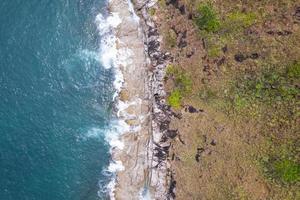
179 5 185 15
217 56 226 66
171 153 175 160
186 49 194 58
184 105 203 113
168 173 176 199
210 139 217 146
167 129 178 139
178 40 187 48
195 147 205 162
178 134 185 144
234 53 247 62
249 53 259 59
294 6 300 22
266 30 292 36
222 45 228 53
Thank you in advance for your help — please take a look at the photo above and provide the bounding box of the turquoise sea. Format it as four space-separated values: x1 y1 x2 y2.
0 0 114 199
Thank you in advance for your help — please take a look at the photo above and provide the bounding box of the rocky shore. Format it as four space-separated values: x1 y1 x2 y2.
108 0 176 199
109 0 180 199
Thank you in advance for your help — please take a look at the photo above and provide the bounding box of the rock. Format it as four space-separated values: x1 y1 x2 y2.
210 139 217 146
195 147 205 162
179 5 185 15
168 173 176 199
178 40 187 48
125 119 139 126
222 45 228 53
249 53 259 59
234 53 247 62
166 129 178 139
185 105 198 113
217 57 226 66
119 89 130 101
294 7 300 21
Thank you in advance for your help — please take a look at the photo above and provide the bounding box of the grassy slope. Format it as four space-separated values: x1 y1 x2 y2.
154 0 299 199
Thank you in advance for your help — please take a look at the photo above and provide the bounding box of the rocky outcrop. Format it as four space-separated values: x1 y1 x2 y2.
133 0 177 199
108 0 176 199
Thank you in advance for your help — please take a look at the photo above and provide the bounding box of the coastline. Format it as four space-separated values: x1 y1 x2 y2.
105 0 174 199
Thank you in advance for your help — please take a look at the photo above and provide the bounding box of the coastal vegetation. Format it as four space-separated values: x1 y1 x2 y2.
156 0 300 198
194 4 220 32
166 65 192 108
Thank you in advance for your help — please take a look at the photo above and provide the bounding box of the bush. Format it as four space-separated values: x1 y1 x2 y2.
287 61 300 79
273 159 300 184
226 11 256 28
264 157 300 185
167 89 182 108
166 65 192 94
194 4 220 32
165 29 177 48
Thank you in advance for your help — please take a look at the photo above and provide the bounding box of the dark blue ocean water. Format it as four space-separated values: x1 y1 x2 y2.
0 1 114 199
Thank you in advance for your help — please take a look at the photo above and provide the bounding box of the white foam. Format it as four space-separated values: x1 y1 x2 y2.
95 1 144 199
95 12 121 70
127 0 140 23
139 187 153 200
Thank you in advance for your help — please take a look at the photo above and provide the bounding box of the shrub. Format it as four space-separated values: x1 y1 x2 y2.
165 29 177 48
287 61 300 79
175 72 192 93
264 157 300 185
167 89 182 108
194 4 220 32
149 8 156 16
227 11 256 28
165 65 192 94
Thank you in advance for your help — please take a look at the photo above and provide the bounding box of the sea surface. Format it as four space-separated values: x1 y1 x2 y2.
0 0 115 199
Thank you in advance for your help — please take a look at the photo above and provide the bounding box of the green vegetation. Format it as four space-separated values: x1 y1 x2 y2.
194 4 220 32
167 89 182 108
165 29 177 48
223 11 256 32
262 143 300 185
149 8 156 16
287 61 300 79
272 159 300 184
232 67 299 108
166 65 192 108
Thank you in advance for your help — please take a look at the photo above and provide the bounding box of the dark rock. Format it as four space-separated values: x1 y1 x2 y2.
160 121 170 132
234 53 247 62
203 65 210 72
266 30 275 35
222 45 228 53
167 129 178 139
210 139 217 146
294 7 300 21
186 50 194 58
181 30 187 39
178 134 185 145
185 105 198 113
168 173 176 199
217 56 226 66
148 40 160 52
195 154 200 162
281 30 292 36
277 30 292 36
179 5 185 15
172 112 182 119
148 27 159 37
249 53 259 59
202 38 207 49
195 147 205 162
178 40 187 48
